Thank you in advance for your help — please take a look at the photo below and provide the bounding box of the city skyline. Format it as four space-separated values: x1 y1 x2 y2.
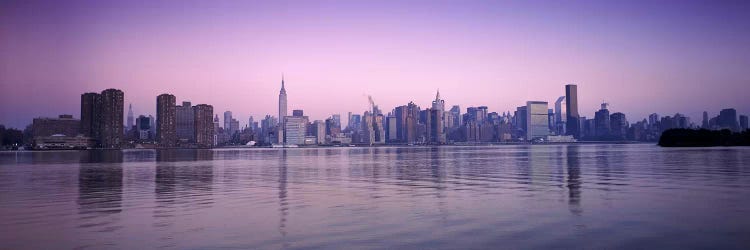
2 1 750 129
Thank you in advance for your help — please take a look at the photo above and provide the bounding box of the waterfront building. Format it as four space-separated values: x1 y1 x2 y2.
156 94 177 147
313 120 325 144
526 101 550 141
80 93 102 141
32 115 80 138
194 104 214 148
284 115 307 145
176 101 195 143
100 89 124 148
740 115 748 131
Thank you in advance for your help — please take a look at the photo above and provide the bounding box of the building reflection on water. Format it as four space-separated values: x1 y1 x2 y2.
278 149 290 249
77 150 124 236
565 145 583 216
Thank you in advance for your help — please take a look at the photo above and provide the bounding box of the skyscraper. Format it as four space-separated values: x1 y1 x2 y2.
127 104 134 130
224 111 232 131
194 104 214 148
284 116 307 145
80 92 101 141
610 112 628 140
717 108 739 132
594 103 611 139
565 84 580 138
279 76 288 126
740 115 748 131
100 89 124 148
526 101 549 140
278 76 287 144
176 101 195 143
702 111 709 129
156 94 177 147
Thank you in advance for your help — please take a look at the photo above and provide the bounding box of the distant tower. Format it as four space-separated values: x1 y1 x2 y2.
278 75 288 144
279 75 288 126
565 84 580 138
127 103 134 129
702 111 709 129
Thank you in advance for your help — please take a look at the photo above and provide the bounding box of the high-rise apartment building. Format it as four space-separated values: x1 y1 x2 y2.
194 104 214 148
80 93 102 141
156 94 177 147
100 89 124 148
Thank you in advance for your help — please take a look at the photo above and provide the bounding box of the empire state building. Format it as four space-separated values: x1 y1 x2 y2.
278 75 287 126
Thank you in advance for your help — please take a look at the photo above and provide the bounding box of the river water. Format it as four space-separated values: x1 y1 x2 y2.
1 144 749 249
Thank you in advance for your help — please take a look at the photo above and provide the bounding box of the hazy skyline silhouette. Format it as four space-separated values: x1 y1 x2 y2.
2 0 749 128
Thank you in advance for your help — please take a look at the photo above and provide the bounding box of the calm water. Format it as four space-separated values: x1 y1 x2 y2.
1 144 749 249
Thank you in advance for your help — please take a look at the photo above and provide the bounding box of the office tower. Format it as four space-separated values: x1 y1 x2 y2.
406 102 420 143
350 114 361 132
331 114 341 129
717 108 739 132
135 115 152 140
432 90 445 112
100 89 124 148
312 120 325 144
176 101 195 143
449 105 461 127
284 115 307 145
32 115 80 137
554 96 566 135
673 113 689 129
213 114 220 146
426 108 445 144
229 118 240 135
347 112 352 130
565 84 580 138
702 111 709 129
127 104 134 130
248 116 254 130
610 112 628 140
594 103 611 139
525 101 549 140
193 104 214 148
80 92 102 141
279 76 287 126
293 110 304 116
156 94 177 147
224 111 232 131
740 115 748 131
260 115 277 143
515 106 527 136
386 116 397 143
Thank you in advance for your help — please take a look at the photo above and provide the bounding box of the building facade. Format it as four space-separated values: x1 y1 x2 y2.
100 89 124 148
156 94 177 147
194 104 214 148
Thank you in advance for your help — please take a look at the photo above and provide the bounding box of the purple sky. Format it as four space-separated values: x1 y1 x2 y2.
1 0 749 129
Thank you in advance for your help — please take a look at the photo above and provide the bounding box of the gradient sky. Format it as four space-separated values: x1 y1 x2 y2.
1 0 749 129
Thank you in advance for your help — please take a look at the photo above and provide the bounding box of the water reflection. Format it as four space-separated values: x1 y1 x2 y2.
278 150 289 248
77 150 124 236
566 145 582 216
